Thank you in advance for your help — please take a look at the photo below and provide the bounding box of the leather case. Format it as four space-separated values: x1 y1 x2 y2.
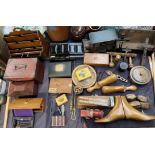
8 81 38 97
48 61 72 78
3 28 49 59
9 98 45 112
84 53 109 66
48 78 72 94
0 79 6 95
4 58 44 83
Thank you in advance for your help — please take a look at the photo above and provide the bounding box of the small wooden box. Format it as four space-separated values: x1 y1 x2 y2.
8 81 38 97
49 78 72 94
4 58 44 83
84 53 109 66
9 98 45 112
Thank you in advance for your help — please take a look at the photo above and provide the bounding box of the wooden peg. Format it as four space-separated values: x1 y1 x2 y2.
109 55 115 67
128 56 134 68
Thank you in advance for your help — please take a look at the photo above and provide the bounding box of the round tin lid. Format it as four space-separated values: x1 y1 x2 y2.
130 66 151 85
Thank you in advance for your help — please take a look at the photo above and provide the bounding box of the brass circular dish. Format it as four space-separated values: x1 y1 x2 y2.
72 65 97 88
130 66 151 85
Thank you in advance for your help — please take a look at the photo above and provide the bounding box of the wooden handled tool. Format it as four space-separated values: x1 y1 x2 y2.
102 85 137 94
109 55 115 67
87 74 118 93
128 56 134 68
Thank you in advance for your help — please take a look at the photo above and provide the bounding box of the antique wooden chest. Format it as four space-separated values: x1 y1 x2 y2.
4 58 44 83
3 28 49 59
8 81 38 97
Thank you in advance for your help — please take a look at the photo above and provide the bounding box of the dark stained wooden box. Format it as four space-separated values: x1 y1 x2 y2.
8 81 38 97
4 58 44 83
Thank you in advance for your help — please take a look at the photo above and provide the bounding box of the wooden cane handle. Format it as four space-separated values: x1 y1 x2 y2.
102 85 125 94
98 74 118 86
102 85 137 94
125 85 137 91
87 83 100 93
87 74 118 93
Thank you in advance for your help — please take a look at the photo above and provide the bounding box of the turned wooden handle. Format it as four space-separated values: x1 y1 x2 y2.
102 85 137 94
129 57 134 68
98 74 118 86
87 83 100 93
87 74 118 93
125 85 137 91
